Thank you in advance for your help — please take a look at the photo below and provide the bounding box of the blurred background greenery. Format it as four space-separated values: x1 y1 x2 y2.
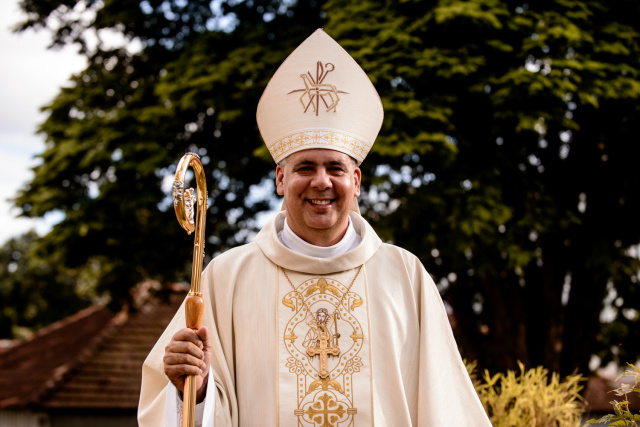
1 0 639 381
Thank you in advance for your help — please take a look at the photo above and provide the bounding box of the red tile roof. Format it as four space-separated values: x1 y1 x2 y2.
0 283 184 410
0 305 119 408
43 291 183 409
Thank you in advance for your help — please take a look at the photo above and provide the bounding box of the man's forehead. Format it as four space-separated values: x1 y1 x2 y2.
286 149 355 166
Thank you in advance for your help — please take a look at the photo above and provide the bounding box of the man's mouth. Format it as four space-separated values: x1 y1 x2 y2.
309 199 332 206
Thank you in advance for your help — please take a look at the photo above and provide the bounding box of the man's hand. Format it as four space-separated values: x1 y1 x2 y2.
164 327 211 403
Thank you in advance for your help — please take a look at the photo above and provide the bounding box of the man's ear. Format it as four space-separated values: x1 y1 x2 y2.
353 167 361 198
276 164 285 196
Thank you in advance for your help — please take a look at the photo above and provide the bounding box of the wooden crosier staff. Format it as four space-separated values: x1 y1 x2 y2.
172 152 207 427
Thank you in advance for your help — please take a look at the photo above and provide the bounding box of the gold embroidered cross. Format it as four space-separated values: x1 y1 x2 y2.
284 333 298 343
307 331 340 379
287 61 349 116
304 393 346 427
350 332 363 343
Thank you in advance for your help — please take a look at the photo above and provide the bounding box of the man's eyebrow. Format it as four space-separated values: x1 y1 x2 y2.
292 159 317 167
326 160 347 165
292 159 349 168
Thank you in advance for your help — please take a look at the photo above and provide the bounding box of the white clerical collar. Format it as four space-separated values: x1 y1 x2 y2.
278 217 361 258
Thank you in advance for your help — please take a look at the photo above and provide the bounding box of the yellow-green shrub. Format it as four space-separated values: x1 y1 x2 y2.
468 361 584 427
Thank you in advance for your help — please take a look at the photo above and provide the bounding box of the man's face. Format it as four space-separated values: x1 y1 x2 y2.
276 149 361 246
317 310 329 325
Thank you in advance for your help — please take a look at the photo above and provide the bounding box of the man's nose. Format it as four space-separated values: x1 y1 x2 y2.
311 168 332 190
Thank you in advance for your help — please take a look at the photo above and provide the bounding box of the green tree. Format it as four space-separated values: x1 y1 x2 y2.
10 0 640 378
0 232 94 338
323 0 640 376
12 0 326 315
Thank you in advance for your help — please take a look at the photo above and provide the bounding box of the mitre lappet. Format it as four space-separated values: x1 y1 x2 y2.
257 29 384 212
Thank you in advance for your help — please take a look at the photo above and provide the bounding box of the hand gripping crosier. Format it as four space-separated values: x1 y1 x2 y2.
171 152 207 427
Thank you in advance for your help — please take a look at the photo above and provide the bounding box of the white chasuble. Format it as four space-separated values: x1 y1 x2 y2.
277 268 373 427
139 211 493 427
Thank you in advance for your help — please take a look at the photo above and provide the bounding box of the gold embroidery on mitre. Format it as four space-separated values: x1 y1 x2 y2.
267 130 371 163
288 61 349 116
281 275 364 427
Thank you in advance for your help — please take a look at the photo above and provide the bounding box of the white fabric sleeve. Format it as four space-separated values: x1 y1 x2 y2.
164 367 216 427
164 383 180 427
201 367 216 427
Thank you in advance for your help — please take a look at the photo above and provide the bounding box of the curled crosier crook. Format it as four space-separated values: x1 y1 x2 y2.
172 152 207 427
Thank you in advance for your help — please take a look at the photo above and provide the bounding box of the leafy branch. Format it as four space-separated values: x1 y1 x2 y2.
589 363 640 427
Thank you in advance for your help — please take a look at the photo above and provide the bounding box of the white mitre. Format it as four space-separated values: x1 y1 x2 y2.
257 28 384 165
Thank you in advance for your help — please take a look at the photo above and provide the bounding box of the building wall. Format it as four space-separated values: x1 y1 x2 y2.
50 410 138 427
0 410 50 427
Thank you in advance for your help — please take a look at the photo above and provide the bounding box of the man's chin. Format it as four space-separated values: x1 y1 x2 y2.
298 211 336 226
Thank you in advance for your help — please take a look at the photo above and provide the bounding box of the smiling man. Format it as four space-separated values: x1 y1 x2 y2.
139 29 492 427
276 149 360 247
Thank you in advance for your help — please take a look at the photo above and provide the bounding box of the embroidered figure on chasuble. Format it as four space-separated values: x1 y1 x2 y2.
278 270 372 427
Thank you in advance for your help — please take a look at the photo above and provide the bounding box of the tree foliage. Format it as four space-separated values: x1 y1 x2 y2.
322 0 640 376
11 0 325 315
0 232 95 338
7 0 640 377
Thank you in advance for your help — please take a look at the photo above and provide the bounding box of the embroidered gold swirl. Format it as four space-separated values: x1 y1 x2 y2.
283 297 296 311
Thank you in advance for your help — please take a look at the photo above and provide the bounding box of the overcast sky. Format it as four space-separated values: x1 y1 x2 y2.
0 0 86 246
